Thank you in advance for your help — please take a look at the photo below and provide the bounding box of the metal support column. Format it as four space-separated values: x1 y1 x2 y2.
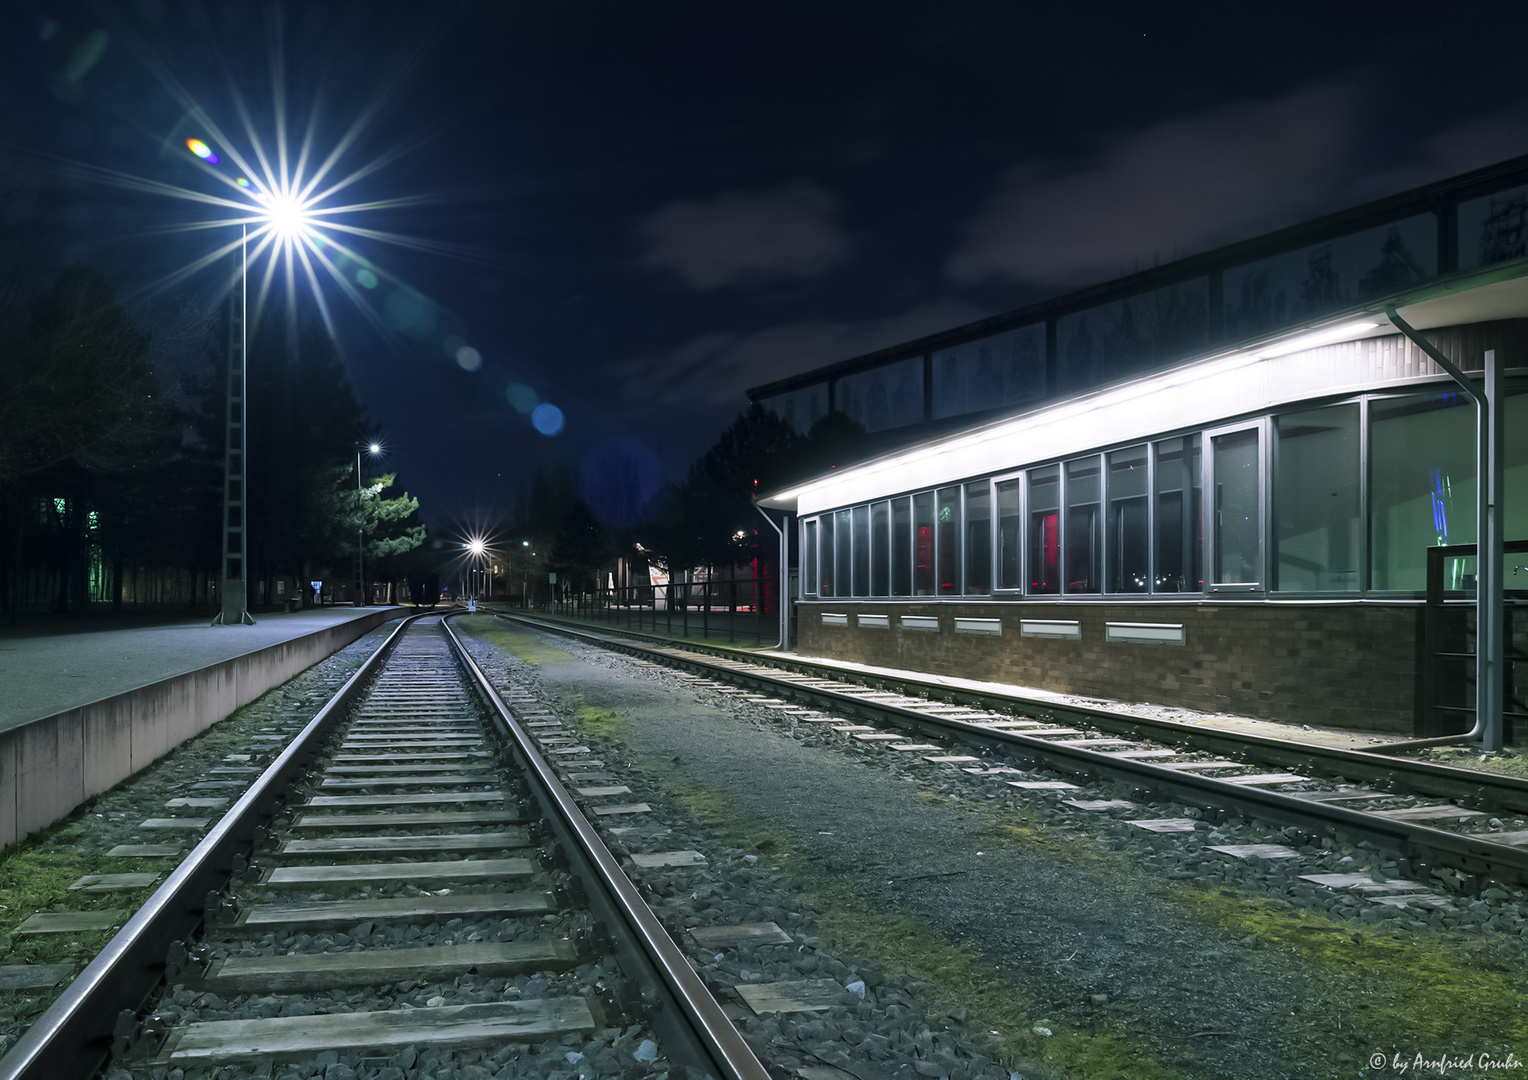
752 504 789 651
214 225 254 626
353 446 365 608
1483 348 1505 750
1385 309 1502 750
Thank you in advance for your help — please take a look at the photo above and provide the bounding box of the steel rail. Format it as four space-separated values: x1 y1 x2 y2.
440 616 771 1080
497 612 1528 888
497 610 1528 814
0 611 424 1080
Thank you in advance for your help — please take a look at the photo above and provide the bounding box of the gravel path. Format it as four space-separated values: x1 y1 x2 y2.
460 617 1528 1080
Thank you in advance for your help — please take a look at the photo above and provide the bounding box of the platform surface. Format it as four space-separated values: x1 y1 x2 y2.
753 648 1410 753
0 607 404 734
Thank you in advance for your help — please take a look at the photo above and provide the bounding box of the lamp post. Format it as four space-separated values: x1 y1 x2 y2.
213 224 253 626
462 537 489 603
199 144 316 626
352 442 381 607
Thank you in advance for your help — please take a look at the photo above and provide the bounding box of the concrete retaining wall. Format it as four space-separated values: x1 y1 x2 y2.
0 608 403 852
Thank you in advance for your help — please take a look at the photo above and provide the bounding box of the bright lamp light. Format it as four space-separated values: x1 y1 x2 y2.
262 192 312 240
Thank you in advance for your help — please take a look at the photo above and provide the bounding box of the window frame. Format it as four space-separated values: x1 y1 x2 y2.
993 472 1024 593
1103 443 1152 596
1204 418 1268 593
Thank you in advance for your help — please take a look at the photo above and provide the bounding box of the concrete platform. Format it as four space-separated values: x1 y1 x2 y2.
0 608 400 734
753 648 1410 754
0 607 406 851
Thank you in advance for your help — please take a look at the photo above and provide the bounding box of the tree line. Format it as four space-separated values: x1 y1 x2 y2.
0 265 433 619
505 405 868 600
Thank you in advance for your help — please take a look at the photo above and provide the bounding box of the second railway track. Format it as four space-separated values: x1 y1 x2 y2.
0 612 767 1080
495 612 1528 897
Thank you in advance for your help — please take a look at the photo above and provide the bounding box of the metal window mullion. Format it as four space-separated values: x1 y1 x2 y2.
1359 395 1371 594
1146 443 1157 596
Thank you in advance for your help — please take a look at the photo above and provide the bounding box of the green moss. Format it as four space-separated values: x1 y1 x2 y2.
0 837 152 967
617 764 1187 1079
814 904 1185 1080
1409 745 1528 781
575 705 625 738
1168 886 1528 1058
458 616 574 663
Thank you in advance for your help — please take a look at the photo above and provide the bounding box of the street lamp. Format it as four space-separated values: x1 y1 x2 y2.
353 442 383 607
212 222 254 626
205 147 318 626
461 537 489 602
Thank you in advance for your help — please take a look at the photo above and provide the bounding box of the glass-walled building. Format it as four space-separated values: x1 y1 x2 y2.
755 155 1528 739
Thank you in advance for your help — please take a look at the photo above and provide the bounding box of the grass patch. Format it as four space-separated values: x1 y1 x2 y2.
1168 887 1528 1060
458 616 574 663
0 826 153 968
575 705 625 738
1408 745 1528 782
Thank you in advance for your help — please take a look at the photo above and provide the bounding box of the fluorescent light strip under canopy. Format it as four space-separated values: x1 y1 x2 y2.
772 315 1408 516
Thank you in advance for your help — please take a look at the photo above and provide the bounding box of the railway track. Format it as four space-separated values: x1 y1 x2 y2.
496 612 1528 898
0 613 767 1080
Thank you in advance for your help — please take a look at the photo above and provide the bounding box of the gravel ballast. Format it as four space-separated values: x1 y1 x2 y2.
459 615 1528 1080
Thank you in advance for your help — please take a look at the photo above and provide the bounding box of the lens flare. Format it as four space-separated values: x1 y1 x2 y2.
531 402 564 436
235 177 250 188
185 137 219 164
505 383 537 413
355 268 377 288
455 345 481 371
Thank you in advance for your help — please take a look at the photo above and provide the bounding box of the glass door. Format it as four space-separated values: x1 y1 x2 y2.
1206 422 1265 590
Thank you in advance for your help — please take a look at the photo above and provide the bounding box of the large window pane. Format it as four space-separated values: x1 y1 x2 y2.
892 496 912 595
931 325 1046 419
936 486 961 595
1107 445 1149 593
1275 404 1360 592
819 513 834 596
834 509 852 598
1065 457 1101 593
851 505 870 597
835 357 925 432
1370 392 1477 591
1212 429 1261 585
804 519 818 595
871 501 890 596
1154 435 1202 592
913 492 935 595
1027 466 1060 594
964 481 991 594
996 479 1021 590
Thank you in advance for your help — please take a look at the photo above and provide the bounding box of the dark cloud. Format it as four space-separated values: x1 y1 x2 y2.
641 181 849 289
947 84 1363 287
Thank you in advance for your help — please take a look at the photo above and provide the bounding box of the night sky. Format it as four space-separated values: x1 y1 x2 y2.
3 1 1527 533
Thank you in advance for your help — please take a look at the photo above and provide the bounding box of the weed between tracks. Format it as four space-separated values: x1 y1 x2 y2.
1170 887 1528 1060
470 619 575 664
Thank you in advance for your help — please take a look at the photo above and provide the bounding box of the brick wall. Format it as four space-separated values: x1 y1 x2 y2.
797 601 1425 734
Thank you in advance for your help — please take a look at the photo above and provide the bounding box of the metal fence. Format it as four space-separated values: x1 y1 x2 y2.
546 569 782 646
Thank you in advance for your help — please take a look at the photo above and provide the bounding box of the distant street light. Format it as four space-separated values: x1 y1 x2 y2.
353 441 383 607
